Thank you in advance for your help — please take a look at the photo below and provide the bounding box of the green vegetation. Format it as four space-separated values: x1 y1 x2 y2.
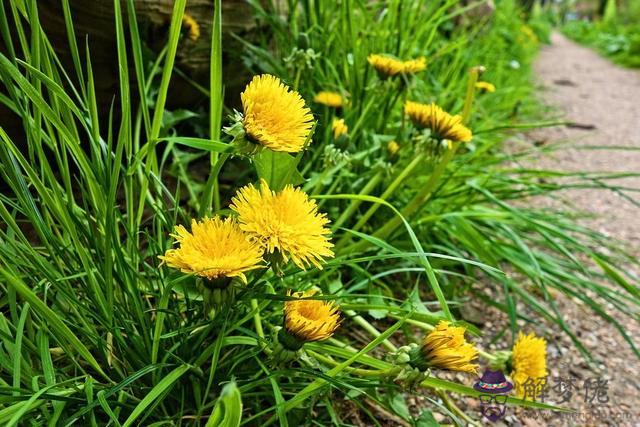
563 1 640 67
0 0 637 425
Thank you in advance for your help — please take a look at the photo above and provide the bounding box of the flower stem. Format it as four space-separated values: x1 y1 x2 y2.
344 146 456 253
461 66 481 124
336 152 425 248
199 154 230 216
308 350 400 378
347 310 398 352
376 80 403 133
437 390 480 426
309 159 348 196
332 172 383 231
343 66 480 253
293 67 303 91
317 174 343 210
478 349 497 362
208 0 223 213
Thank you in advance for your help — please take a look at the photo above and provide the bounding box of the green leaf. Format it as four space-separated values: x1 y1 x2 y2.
388 392 410 420
256 358 288 427
254 150 304 191
122 364 190 427
416 410 440 427
367 284 388 319
206 381 243 427
64 365 161 424
12 303 29 394
124 0 151 136
318 193 454 320
5 385 56 427
148 0 187 140
209 0 223 142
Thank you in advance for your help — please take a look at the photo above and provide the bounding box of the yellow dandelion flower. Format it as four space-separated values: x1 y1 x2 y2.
182 13 200 41
314 91 343 108
475 81 496 93
419 321 479 373
511 332 548 399
402 56 427 74
520 25 539 43
387 140 400 156
230 179 334 270
332 118 348 139
368 54 405 78
368 54 427 78
284 290 341 342
241 74 315 153
404 101 472 143
159 217 264 283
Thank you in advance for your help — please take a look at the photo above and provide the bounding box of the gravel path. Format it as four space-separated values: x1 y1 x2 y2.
517 32 640 426
532 32 640 251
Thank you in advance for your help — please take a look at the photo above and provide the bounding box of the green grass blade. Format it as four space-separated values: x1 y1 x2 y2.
122 364 190 427
11 303 29 394
149 0 187 141
0 268 109 381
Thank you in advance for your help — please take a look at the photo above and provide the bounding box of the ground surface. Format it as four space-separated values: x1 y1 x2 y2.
532 32 640 251
508 32 640 427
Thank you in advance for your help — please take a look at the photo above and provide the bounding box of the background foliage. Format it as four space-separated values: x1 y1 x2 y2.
563 0 640 67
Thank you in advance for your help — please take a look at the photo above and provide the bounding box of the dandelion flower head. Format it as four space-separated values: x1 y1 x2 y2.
419 321 479 373
241 74 315 153
332 118 348 139
314 91 344 108
402 56 427 74
404 101 472 143
387 140 400 156
182 14 200 41
284 290 341 342
475 81 496 93
159 217 263 283
511 332 548 399
368 54 427 78
230 179 334 270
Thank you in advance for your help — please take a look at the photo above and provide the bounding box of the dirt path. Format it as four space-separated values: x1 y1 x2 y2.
522 32 640 426
532 32 640 251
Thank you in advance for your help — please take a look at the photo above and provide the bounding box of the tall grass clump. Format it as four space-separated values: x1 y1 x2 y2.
0 0 637 425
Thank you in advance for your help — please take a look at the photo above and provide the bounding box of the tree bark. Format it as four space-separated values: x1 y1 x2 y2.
35 0 267 110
